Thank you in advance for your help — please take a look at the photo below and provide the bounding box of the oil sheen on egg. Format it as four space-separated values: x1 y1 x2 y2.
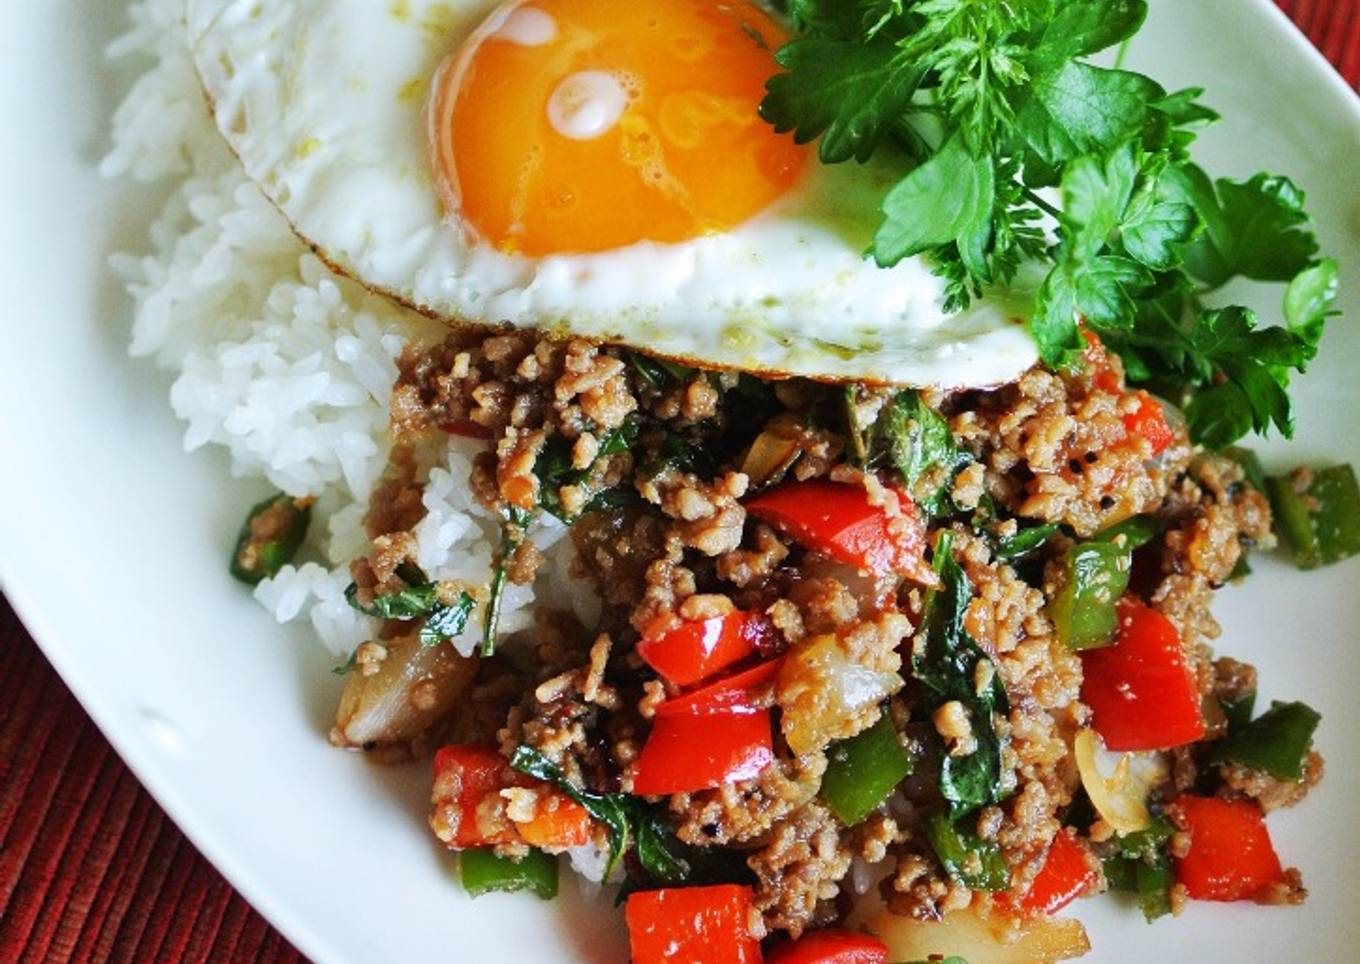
185 0 1040 388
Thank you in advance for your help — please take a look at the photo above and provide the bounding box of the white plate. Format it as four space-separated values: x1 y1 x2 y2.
0 2 1357 962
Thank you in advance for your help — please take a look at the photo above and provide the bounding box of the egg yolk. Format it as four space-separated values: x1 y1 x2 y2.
432 0 809 256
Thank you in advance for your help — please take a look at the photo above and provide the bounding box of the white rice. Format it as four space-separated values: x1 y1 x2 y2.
104 0 568 659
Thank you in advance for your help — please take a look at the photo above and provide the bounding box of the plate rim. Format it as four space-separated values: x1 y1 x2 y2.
2 2 1357 963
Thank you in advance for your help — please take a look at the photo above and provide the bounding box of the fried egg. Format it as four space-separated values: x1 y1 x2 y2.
185 0 1039 387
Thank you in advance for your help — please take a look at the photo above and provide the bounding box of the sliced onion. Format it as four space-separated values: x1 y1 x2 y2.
869 907 1090 963
1073 727 1168 834
334 634 478 748
739 429 802 488
777 633 901 756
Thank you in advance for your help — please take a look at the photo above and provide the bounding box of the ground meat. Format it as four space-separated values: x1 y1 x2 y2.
349 530 419 601
497 612 615 785
717 522 790 589
350 323 1324 940
671 754 827 846
364 445 428 536
952 366 1191 536
1212 656 1259 707
746 801 853 938
886 528 1082 918
885 849 971 920
848 812 906 864
1151 452 1285 735
643 466 750 557
779 613 909 756
1256 866 1308 905
496 426 546 510
570 509 670 610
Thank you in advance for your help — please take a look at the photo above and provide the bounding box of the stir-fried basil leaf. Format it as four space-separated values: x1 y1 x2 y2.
343 563 474 649
483 506 531 657
344 580 437 620
993 522 1061 562
510 746 688 885
870 391 971 516
912 533 1009 817
626 351 697 391
420 594 475 647
536 420 640 522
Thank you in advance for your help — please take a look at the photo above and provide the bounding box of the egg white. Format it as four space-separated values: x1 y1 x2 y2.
185 0 1040 387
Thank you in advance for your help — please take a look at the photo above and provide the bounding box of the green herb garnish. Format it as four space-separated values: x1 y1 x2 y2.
761 0 1337 449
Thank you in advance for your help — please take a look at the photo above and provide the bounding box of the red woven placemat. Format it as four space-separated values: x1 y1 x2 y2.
2 4 1356 963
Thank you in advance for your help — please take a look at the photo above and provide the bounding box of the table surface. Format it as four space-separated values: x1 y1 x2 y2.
2 3 1356 961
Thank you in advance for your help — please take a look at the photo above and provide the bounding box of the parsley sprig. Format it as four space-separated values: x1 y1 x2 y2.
761 0 1338 448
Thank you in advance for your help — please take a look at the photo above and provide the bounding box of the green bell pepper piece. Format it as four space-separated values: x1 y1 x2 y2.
1219 690 1257 734
1225 446 1267 492
1206 700 1320 780
459 847 559 900
924 813 1010 891
230 492 311 585
821 713 912 826
1102 817 1174 922
1049 541 1132 650
1267 465 1360 569
1094 514 1162 550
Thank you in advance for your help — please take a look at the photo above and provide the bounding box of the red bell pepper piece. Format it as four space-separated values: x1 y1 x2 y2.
1082 329 1123 394
1123 392 1175 455
1080 598 1205 752
1083 331 1176 454
639 611 772 687
632 707 774 795
765 928 889 964
654 658 784 718
1165 796 1284 901
432 746 515 848
431 745 592 850
626 885 761 964
1014 830 1099 916
746 478 927 579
